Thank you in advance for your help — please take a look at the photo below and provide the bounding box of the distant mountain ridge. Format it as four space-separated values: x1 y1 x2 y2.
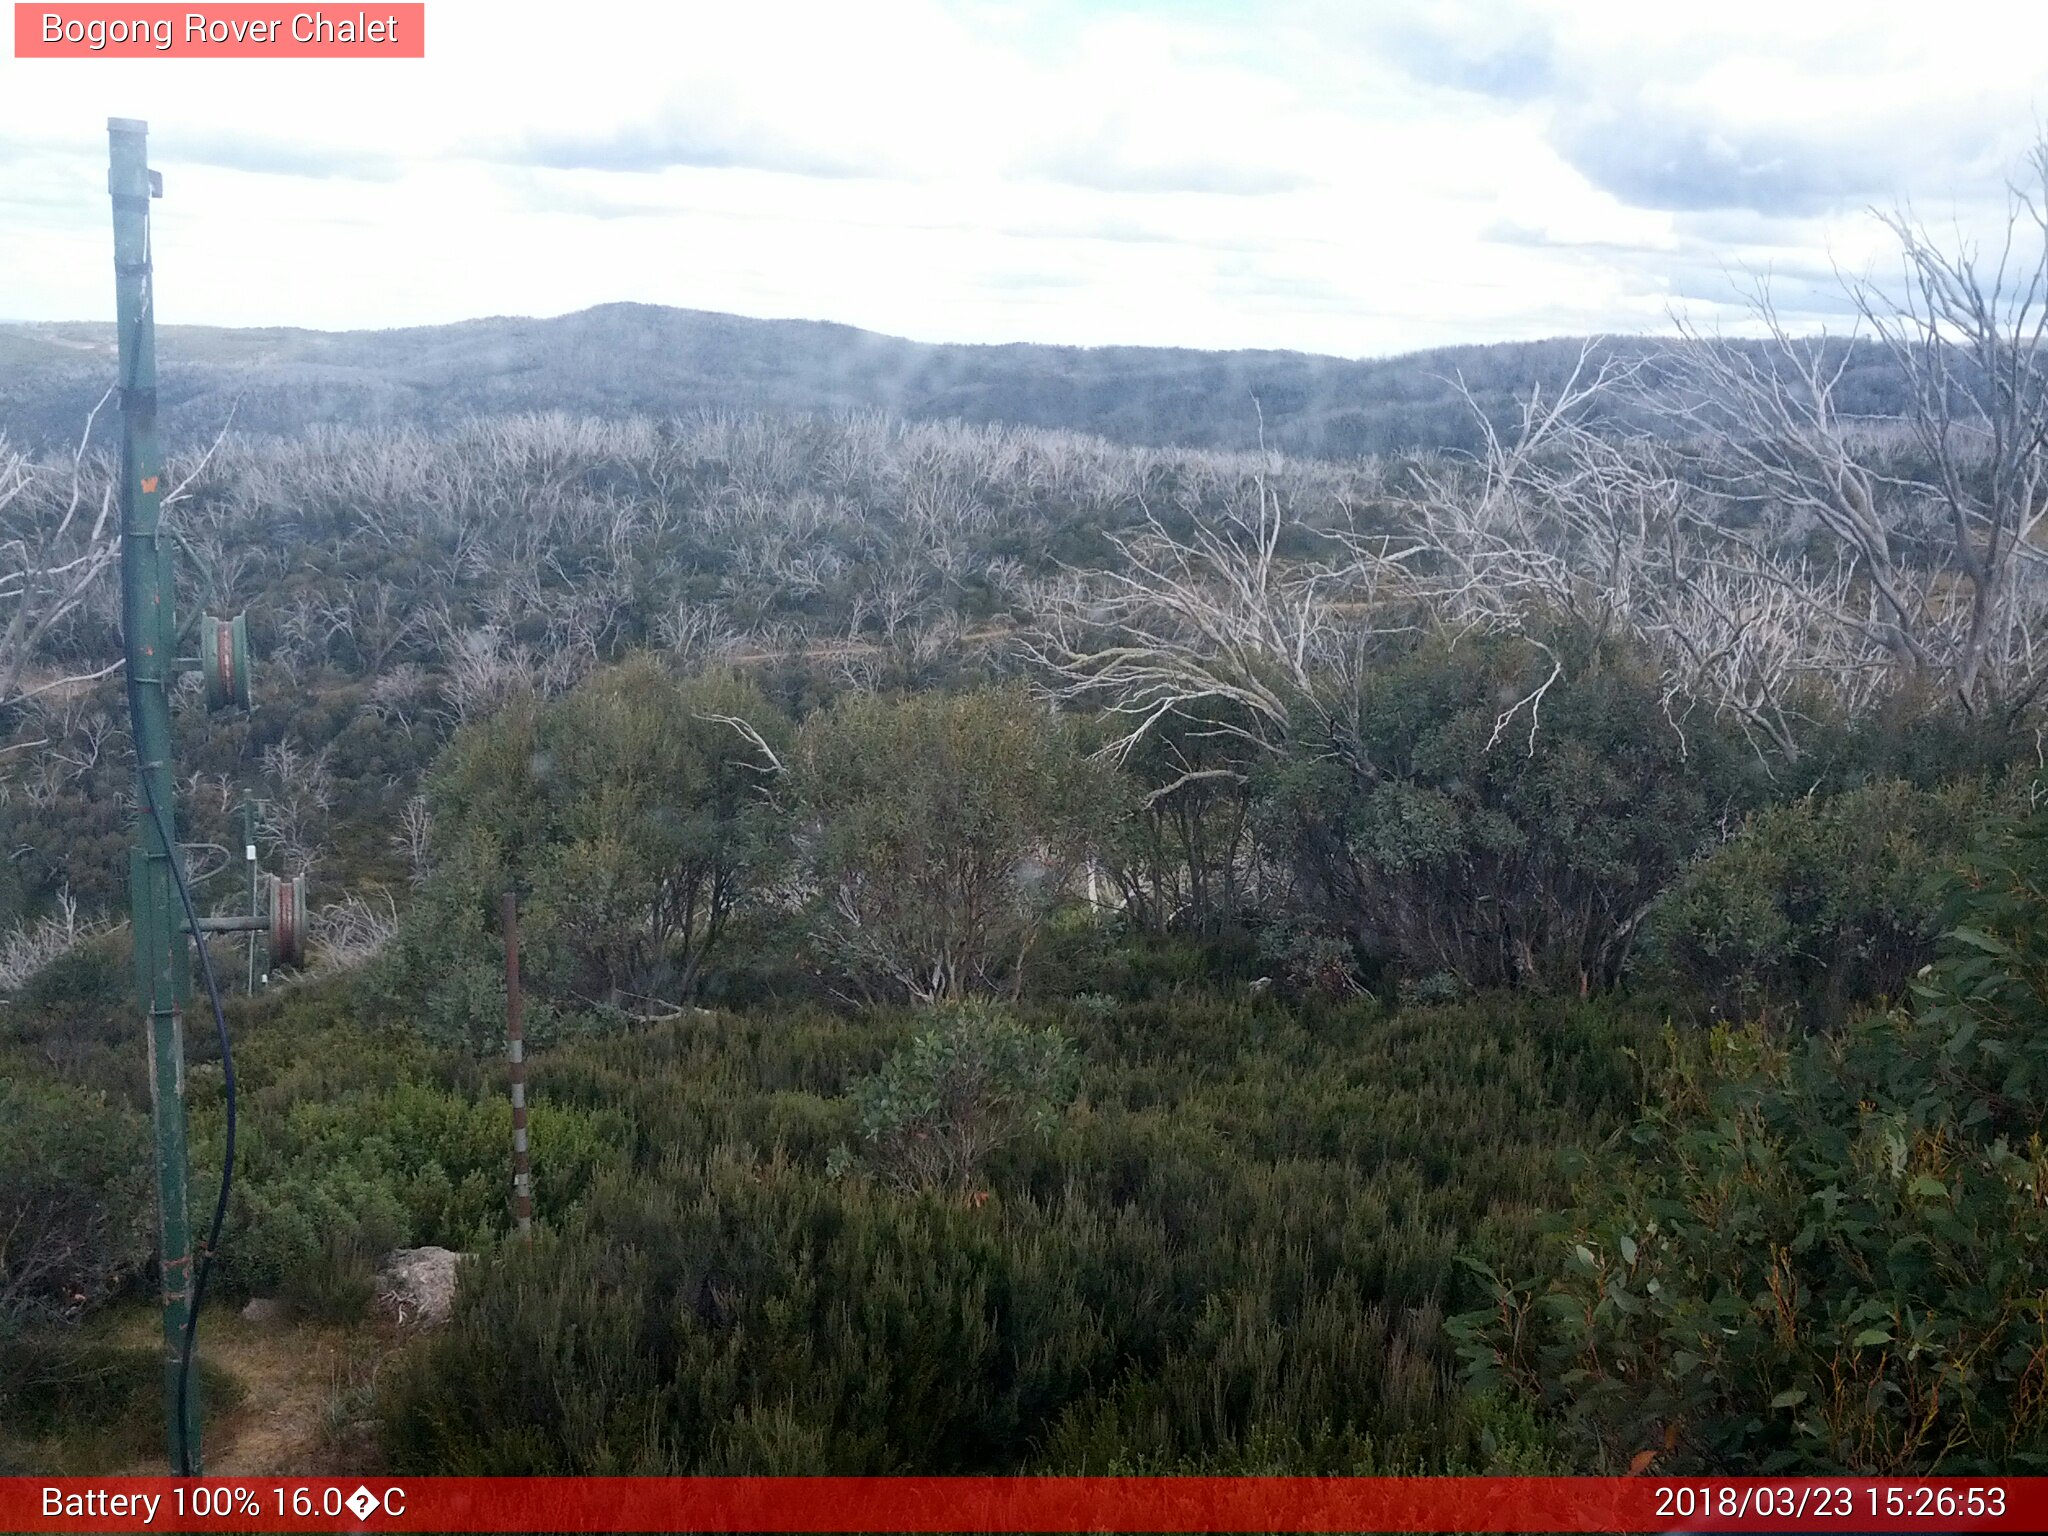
0 302 1909 459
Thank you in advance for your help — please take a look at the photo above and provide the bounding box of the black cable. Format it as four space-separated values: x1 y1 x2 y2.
121 222 236 1478
148 764 236 1479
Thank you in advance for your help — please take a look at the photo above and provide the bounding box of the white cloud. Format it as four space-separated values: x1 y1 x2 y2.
1 0 2044 353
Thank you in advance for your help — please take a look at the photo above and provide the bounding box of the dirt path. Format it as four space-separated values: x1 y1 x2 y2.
111 1309 398 1476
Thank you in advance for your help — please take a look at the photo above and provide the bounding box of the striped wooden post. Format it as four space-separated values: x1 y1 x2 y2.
502 891 533 1241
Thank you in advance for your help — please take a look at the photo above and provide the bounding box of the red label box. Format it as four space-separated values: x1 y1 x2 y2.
13 4 425 57
5 1477 2048 1533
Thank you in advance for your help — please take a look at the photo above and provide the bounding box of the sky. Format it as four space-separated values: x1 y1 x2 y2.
2 0 2047 357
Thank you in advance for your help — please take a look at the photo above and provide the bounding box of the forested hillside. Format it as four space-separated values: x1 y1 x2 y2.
0 305 1917 460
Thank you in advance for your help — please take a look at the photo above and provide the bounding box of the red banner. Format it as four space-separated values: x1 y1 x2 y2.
12 4 424 58
4 1477 2045 1533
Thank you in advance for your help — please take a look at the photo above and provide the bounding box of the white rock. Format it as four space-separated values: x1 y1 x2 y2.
375 1245 470 1327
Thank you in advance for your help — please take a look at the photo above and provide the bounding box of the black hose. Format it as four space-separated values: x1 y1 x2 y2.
125 671 237 1478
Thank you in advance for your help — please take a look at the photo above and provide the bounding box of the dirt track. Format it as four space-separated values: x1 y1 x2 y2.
111 1308 398 1476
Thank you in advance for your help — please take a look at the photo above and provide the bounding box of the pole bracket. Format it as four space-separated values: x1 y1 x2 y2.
187 915 269 935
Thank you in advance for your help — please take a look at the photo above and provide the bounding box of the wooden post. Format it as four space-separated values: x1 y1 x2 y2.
502 891 533 1240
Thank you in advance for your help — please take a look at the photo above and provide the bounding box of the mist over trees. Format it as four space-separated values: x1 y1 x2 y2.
0 304 1928 461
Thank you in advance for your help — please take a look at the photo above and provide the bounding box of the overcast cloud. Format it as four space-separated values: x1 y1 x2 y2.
1 0 2045 355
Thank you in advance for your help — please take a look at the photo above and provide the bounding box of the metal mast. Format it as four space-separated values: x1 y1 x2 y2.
109 115 201 1473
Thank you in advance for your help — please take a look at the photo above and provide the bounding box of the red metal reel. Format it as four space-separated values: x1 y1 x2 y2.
266 871 306 967
201 614 251 710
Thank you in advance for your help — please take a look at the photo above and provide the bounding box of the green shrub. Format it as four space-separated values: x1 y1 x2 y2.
1638 777 2017 1024
1257 919 1370 1001
227 1164 412 1318
1093 706 1261 936
523 663 793 1007
1453 802 2048 1472
793 687 1114 1002
368 854 576 1054
833 1002 1080 1192
377 660 793 1047
1030 925 1264 1003
13 930 127 1014
0 931 140 1101
186 1023 629 1315
1257 629 1759 993
0 1338 243 1473
379 990 1643 1475
0 1076 149 1336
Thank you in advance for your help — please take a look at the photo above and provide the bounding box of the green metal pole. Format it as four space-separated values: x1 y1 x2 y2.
109 116 200 1476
